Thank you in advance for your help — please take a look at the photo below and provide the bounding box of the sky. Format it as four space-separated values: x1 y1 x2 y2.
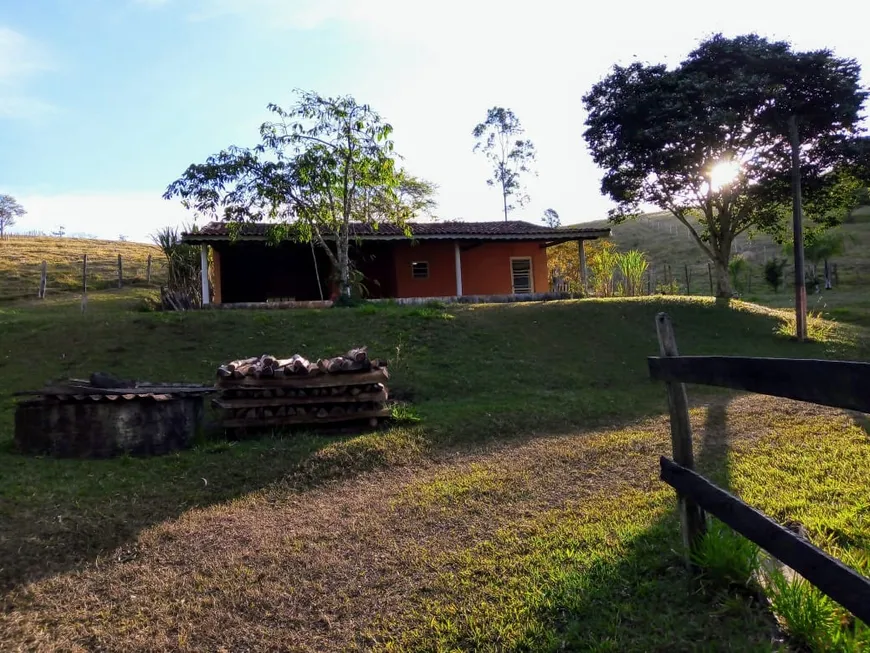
1 0 868 242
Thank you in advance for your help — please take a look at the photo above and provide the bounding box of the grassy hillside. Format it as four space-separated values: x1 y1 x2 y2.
584 206 870 293
2 293 870 650
0 236 166 301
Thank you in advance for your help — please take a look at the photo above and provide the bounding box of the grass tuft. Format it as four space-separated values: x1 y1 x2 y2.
692 519 761 589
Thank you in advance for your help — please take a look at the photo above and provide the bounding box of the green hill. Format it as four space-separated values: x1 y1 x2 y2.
584 206 870 290
0 236 166 301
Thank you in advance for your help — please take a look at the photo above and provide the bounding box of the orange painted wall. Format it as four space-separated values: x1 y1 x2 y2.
392 241 458 298
391 239 549 298
460 241 548 296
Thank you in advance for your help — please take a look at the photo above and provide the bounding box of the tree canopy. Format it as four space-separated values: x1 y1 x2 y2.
0 195 26 237
473 107 536 222
165 90 436 298
583 33 867 296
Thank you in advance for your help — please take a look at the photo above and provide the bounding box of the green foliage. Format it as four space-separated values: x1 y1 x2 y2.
692 520 760 588
768 571 842 651
151 225 201 299
542 208 560 228
165 90 436 297
763 258 787 293
472 107 536 221
729 255 750 294
655 279 681 295
0 194 26 237
587 240 619 297
616 250 649 296
583 33 868 298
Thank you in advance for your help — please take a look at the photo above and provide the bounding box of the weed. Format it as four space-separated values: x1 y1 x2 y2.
692 519 761 589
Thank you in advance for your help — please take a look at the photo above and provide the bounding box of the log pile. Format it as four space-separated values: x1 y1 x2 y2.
213 347 390 431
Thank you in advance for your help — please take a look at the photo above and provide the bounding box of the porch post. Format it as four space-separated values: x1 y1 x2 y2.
578 240 588 294
454 241 463 296
200 244 210 306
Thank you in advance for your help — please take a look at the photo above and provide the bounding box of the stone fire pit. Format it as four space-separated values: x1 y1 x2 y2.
14 375 213 458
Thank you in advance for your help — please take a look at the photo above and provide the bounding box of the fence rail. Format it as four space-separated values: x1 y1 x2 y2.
660 457 870 624
650 312 870 626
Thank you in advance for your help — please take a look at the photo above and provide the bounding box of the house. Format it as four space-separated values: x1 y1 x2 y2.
182 221 611 306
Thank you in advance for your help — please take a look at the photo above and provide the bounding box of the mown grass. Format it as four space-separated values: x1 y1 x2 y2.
1 291 870 650
0 236 166 300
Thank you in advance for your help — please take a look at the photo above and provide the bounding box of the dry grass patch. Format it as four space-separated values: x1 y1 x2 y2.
6 395 862 651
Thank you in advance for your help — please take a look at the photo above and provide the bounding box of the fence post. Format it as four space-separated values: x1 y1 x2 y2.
707 263 713 295
81 254 88 313
655 313 707 562
146 254 152 284
684 264 691 295
117 254 123 288
39 260 47 299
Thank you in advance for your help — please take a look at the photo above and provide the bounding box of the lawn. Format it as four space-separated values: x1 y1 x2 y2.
1 291 869 650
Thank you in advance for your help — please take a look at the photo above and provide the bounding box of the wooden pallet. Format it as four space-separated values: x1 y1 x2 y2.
213 389 387 409
220 407 391 429
216 368 388 390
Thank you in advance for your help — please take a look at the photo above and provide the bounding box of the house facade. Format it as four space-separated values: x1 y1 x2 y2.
183 221 610 306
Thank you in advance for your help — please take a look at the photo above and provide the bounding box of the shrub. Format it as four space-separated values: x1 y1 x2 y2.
728 255 749 295
617 250 649 297
763 258 787 293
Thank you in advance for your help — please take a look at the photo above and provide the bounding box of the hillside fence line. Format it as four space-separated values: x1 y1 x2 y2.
1 252 168 301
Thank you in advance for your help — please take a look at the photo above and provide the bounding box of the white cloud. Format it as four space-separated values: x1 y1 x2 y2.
0 26 55 120
11 192 195 243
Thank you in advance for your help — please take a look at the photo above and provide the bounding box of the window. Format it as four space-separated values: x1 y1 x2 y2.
411 261 429 279
511 257 533 293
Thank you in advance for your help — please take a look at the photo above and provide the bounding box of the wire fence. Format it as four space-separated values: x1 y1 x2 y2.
1 251 168 301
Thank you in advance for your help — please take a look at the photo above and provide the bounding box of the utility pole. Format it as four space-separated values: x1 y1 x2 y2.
788 116 807 341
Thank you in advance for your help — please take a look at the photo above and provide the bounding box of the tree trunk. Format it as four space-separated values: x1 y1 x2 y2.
502 189 508 222
824 259 832 290
712 257 733 298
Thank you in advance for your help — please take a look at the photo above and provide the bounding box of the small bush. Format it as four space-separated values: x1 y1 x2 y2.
729 255 749 294
763 258 787 293
654 279 681 295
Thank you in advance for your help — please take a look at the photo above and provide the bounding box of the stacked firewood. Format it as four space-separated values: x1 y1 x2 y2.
213 346 390 431
217 347 379 379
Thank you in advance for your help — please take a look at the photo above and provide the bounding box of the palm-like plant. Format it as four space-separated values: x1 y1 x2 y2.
152 224 201 303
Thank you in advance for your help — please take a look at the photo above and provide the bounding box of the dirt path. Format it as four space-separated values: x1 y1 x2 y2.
0 396 840 651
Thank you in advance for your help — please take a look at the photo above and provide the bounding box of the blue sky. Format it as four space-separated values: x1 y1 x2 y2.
1 0 868 241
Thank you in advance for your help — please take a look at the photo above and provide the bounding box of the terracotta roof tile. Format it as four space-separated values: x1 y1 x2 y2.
187 220 609 241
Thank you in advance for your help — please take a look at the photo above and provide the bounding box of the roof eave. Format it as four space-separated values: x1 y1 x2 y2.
182 229 612 245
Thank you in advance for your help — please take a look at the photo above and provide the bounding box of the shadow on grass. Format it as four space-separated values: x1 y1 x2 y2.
513 395 783 651
0 429 341 592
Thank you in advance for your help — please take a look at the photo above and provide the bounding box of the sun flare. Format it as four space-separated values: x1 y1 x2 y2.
709 160 741 190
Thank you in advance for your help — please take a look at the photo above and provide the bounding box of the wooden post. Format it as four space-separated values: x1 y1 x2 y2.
39 260 47 299
684 264 691 295
117 253 123 288
146 254 152 284
454 241 463 296
707 263 713 296
578 240 588 295
655 312 707 561
789 115 808 341
200 244 210 306
82 254 88 295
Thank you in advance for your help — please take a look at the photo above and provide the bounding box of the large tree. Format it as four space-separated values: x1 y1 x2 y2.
0 195 26 238
473 107 536 222
165 90 436 298
583 34 867 297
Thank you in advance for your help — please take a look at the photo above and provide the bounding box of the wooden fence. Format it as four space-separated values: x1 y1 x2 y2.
648 312 870 624
1 253 167 301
